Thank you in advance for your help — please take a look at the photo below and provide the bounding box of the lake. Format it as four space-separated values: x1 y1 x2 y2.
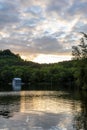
0 90 87 130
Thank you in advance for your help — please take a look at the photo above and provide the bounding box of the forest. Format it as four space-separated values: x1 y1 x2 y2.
0 33 87 91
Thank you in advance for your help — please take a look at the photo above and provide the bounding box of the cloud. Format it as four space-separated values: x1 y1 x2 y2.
67 0 87 16
24 6 42 15
31 36 63 53
0 0 87 62
47 0 70 14
0 0 20 26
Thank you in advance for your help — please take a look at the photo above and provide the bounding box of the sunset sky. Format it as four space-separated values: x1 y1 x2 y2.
0 0 87 63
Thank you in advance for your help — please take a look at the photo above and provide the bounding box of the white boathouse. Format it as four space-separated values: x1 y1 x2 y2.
12 78 21 91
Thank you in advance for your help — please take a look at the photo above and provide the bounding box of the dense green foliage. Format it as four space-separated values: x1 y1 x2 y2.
0 49 87 90
72 33 87 90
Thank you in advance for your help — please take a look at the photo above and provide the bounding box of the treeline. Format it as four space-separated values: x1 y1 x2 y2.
0 50 74 84
0 49 86 90
0 50 75 90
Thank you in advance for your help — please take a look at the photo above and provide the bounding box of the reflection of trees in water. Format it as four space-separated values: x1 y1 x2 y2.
0 110 12 118
74 91 87 130
0 95 20 118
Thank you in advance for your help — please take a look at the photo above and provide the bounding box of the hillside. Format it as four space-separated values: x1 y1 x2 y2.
0 49 39 67
0 49 87 90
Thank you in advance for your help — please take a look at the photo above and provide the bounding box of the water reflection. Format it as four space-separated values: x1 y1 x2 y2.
0 91 86 130
73 91 87 130
20 91 81 114
0 93 20 118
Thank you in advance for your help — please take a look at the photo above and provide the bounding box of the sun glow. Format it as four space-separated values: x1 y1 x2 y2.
33 54 71 64
21 55 27 60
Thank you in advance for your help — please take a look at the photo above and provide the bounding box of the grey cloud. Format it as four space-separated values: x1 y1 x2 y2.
21 18 41 27
24 6 42 15
46 0 87 22
43 31 63 38
0 37 29 54
31 36 64 53
0 0 20 26
0 13 19 24
20 5 45 28
20 0 34 7
0 0 87 58
0 1 17 12
47 0 70 16
67 1 87 16
74 22 87 33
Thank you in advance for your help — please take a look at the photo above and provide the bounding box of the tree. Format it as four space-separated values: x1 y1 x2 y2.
79 38 87 58
72 46 81 60
72 33 87 60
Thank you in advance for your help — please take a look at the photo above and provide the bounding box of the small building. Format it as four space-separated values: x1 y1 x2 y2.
12 78 21 91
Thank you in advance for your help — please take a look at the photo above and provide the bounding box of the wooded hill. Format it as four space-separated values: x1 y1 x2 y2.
0 49 87 90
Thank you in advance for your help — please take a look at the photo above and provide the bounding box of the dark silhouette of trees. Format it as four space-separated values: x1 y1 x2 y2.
72 33 87 60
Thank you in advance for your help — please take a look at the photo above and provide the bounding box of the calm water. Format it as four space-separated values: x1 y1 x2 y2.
0 90 87 130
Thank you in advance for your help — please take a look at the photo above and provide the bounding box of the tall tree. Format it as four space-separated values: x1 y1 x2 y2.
72 46 81 60
72 33 87 59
